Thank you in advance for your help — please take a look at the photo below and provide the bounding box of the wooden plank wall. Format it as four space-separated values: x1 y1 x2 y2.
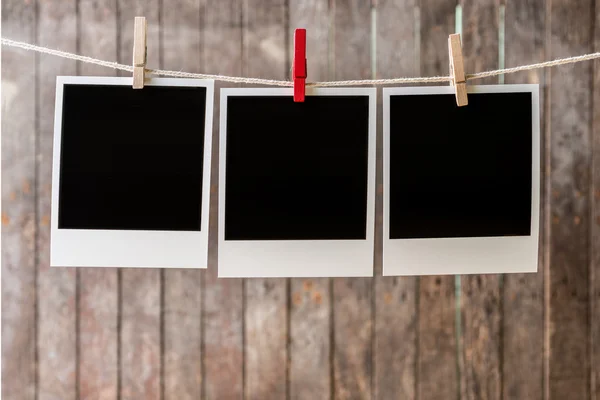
162 1 203 398
1 0 599 399
203 1 245 399
288 3 332 399
503 1 545 399
417 1 458 399
77 1 119 398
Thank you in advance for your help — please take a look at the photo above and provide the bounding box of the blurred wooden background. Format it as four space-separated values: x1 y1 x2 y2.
2 0 599 399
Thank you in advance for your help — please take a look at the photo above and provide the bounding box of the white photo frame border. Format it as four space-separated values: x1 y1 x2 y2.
51 76 215 268
383 84 541 276
219 87 377 278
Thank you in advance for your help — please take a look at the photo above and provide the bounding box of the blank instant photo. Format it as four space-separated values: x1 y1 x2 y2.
383 85 540 276
51 76 214 268
219 88 376 277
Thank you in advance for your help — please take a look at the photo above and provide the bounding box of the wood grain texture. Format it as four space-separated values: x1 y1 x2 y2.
132 17 147 88
117 2 161 399
242 1 288 399
4 2 600 400
502 1 546 399
244 272 287 400
78 268 118 400
459 2 501 400
418 277 457 400
548 0 594 398
37 0 78 399
332 0 371 81
77 0 119 70
448 33 467 106
419 0 456 79
289 277 331 400
373 276 416 400
163 270 202 399
460 277 501 400
1 1 37 399
288 2 332 399
119 269 161 400
374 1 418 399
289 0 330 82
417 1 459 400
459 0 498 85
161 1 204 398
332 1 373 399
203 1 245 399
117 0 160 75
77 2 119 399
593 3 600 399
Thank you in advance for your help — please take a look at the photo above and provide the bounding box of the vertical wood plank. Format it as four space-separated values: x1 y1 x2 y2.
77 1 119 398
289 0 329 81
461 273 502 400
242 2 288 399
78 268 118 400
163 269 202 400
1 1 37 399
460 0 498 85
416 1 459 400
332 1 373 399
502 1 546 399
374 1 418 399
548 0 594 398
288 1 332 399
37 0 78 399
119 268 161 400
203 1 245 399
117 2 161 399
161 1 204 398
593 2 600 398
419 0 456 83
459 1 501 399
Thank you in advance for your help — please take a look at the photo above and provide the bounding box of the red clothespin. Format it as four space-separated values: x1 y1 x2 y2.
293 29 307 102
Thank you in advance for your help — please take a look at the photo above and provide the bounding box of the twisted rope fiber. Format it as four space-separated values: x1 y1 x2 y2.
3 37 600 86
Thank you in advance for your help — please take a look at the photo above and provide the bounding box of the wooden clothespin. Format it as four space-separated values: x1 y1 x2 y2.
448 33 468 106
293 29 307 102
132 16 147 89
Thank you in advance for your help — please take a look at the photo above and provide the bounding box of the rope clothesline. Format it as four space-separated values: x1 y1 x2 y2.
3 37 600 87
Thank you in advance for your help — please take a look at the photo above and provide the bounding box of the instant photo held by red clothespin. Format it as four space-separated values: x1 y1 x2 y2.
132 16 147 89
293 29 307 102
448 33 468 106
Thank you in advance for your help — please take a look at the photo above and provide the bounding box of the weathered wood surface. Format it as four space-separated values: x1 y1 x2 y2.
1 1 37 399
162 1 204 398
288 2 332 399
242 1 288 399
374 1 418 399
459 1 502 400
502 0 546 399
203 1 245 399
2 1 600 399
593 5 600 398
77 1 119 399
549 0 594 399
417 1 459 399
117 2 162 400
593 6 600 400
332 1 373 399
37 0 78 399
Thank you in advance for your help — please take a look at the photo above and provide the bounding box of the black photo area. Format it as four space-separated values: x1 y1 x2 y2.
225 95 370 241
58 84 207 231
389 92 533 239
